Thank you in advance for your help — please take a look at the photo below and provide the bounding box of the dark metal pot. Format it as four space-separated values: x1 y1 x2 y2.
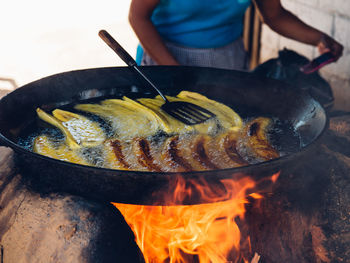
0 66 327 205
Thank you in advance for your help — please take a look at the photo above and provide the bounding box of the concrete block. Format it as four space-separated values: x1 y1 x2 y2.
299 5 333 35
319 0 350 19
260 24 280 49
324 75 350 111
282 0 333 35
334 15 350 49
294 0 319 8
320 50 350 80
260 45 280 63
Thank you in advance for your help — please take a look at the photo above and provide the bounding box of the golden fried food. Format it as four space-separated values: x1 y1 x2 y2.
238 117 280 163
103 139 131 170
206 131 247 169
36 108 105 148
33 135 89 165
33 91 280 171
176 91 243 131
160 135 193 172
75 97 162 139
137 97 194 134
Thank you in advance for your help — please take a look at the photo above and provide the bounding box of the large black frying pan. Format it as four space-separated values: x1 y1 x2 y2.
0 66 327 205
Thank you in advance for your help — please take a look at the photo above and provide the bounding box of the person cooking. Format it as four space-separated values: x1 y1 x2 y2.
129 0 343 71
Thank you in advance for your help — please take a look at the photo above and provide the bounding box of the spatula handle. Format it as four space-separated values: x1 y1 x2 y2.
98 29 168 102
299 52 336 74
98 30 137 67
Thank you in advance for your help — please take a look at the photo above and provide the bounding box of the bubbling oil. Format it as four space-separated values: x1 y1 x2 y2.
18 107 300 172
17 99 300 171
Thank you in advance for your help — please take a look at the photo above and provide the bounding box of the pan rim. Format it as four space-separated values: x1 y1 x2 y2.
0 66 328 177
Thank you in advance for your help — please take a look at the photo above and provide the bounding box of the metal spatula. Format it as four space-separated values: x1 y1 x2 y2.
98 30 215 125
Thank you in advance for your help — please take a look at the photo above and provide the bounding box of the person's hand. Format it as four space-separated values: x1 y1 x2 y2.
317 34 343 61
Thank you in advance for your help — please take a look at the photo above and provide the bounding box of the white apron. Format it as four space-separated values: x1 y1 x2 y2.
141 38 249 71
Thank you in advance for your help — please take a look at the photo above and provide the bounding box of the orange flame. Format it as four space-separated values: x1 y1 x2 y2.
112 173 279 263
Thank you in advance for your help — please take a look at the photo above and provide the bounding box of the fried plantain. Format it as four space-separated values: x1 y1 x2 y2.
36 108 105 148
37 108 79 149
176 91 243 131
237 117 279 163
52 109 106 147
33 135 89 165
191 134 219 170
34 92 281 171
137 98 194 134
160 135 193 172
75 97 161 139
132 137 163 172
206 131 248 169
103 139 131 170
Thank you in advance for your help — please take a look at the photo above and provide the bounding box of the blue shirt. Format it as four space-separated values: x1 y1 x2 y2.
136 0 251 63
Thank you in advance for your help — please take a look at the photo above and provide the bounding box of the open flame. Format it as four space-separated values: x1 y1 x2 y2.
113 173 279 263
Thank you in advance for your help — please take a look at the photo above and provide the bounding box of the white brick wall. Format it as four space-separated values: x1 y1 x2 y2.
294 0 319 8
260 25 280 62
259 0 350 110
319 0 350 18
334 16 350 49
322 52 350 79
